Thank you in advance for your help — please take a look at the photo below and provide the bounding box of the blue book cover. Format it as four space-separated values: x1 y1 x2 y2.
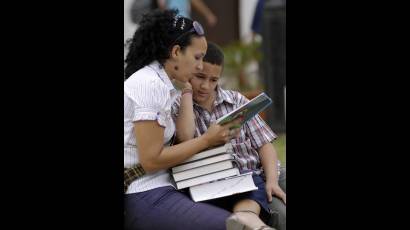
216 92 272 128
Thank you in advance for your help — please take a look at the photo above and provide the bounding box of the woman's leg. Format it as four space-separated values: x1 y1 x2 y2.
125 186 231 230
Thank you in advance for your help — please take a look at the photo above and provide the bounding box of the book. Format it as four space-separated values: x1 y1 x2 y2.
172 153 234 174
216 92 272 128
189 173 258 202
180 143 233 164
172 160 234 182
175 167 240 189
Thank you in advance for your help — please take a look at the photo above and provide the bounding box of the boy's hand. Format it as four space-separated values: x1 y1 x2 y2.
265 181 286 204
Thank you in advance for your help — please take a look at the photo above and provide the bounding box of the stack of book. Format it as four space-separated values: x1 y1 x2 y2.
171 143 258 202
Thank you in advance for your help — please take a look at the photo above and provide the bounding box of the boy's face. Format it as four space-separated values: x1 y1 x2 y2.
190 62 222 104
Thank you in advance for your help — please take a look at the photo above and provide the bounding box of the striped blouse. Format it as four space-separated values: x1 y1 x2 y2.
124 61 177 194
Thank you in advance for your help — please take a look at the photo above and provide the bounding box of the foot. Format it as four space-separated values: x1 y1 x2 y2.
226 214 276 230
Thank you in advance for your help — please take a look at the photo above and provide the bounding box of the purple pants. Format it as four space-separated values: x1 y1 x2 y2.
125 186 231 230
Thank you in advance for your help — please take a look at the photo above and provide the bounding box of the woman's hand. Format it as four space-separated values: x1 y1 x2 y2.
203 123 231 147
265 181 286 204
202 117 243 147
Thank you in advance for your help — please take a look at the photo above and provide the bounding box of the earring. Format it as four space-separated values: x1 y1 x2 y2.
174 65 179 71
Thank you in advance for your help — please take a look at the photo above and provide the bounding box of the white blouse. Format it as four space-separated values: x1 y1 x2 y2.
124 61 177 194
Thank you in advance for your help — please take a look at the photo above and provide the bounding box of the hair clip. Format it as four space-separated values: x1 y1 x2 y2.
173 15 181 28
180 18 185 30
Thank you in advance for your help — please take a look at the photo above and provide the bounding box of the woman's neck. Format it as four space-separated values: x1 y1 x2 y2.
163 61 176 81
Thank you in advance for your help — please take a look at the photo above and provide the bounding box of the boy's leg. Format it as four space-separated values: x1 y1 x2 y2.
232 199 267 229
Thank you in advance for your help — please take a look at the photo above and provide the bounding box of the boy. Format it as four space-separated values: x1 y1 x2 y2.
172 42 286 230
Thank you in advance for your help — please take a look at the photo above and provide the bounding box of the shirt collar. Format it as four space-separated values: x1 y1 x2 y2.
214 85 235 105
192 86 235 111
148 61 176 94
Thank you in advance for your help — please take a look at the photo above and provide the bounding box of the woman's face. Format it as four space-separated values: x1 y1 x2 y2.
174 36 207 82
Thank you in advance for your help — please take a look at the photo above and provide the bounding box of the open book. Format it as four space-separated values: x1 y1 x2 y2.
216 92 272 128
189 172 257 202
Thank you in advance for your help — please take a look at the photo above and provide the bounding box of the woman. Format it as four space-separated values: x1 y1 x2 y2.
124 9 240 230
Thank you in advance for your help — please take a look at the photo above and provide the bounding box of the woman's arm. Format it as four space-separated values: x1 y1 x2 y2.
175 86 196 142
135 119 239 173
191 0 217 27
259 143 286 204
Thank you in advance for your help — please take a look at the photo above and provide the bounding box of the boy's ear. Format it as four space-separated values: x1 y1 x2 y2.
170 45 181 59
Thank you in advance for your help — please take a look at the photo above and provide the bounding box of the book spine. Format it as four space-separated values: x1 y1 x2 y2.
172 154 234 173
172 160 234 182
176 168 240 189
181 143 233 163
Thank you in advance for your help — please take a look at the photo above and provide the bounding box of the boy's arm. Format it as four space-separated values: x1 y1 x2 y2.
259 143 278 184
175 86 196 142
259 143 286 204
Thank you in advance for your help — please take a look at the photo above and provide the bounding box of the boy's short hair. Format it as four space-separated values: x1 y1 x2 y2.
204 42 224 66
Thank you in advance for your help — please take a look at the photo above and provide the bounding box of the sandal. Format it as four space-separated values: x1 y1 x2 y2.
226 214 249 230
226 211 276 230
255 226 275 230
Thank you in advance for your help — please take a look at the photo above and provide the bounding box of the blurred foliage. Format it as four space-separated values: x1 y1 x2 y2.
222 40 263 91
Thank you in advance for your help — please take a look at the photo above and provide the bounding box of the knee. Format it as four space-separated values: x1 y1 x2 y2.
271 205 285 221
268 198 286 229
268 208 286 230
275 207 286 222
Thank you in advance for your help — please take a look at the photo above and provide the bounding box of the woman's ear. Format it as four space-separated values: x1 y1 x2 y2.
170 45 181 59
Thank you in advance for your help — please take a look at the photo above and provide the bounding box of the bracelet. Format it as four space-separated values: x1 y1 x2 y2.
181 88 193 96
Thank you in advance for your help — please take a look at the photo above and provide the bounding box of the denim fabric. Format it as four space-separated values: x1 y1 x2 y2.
125 186 231 230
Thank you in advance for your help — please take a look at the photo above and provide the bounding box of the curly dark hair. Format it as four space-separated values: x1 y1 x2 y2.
124 9 204 79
